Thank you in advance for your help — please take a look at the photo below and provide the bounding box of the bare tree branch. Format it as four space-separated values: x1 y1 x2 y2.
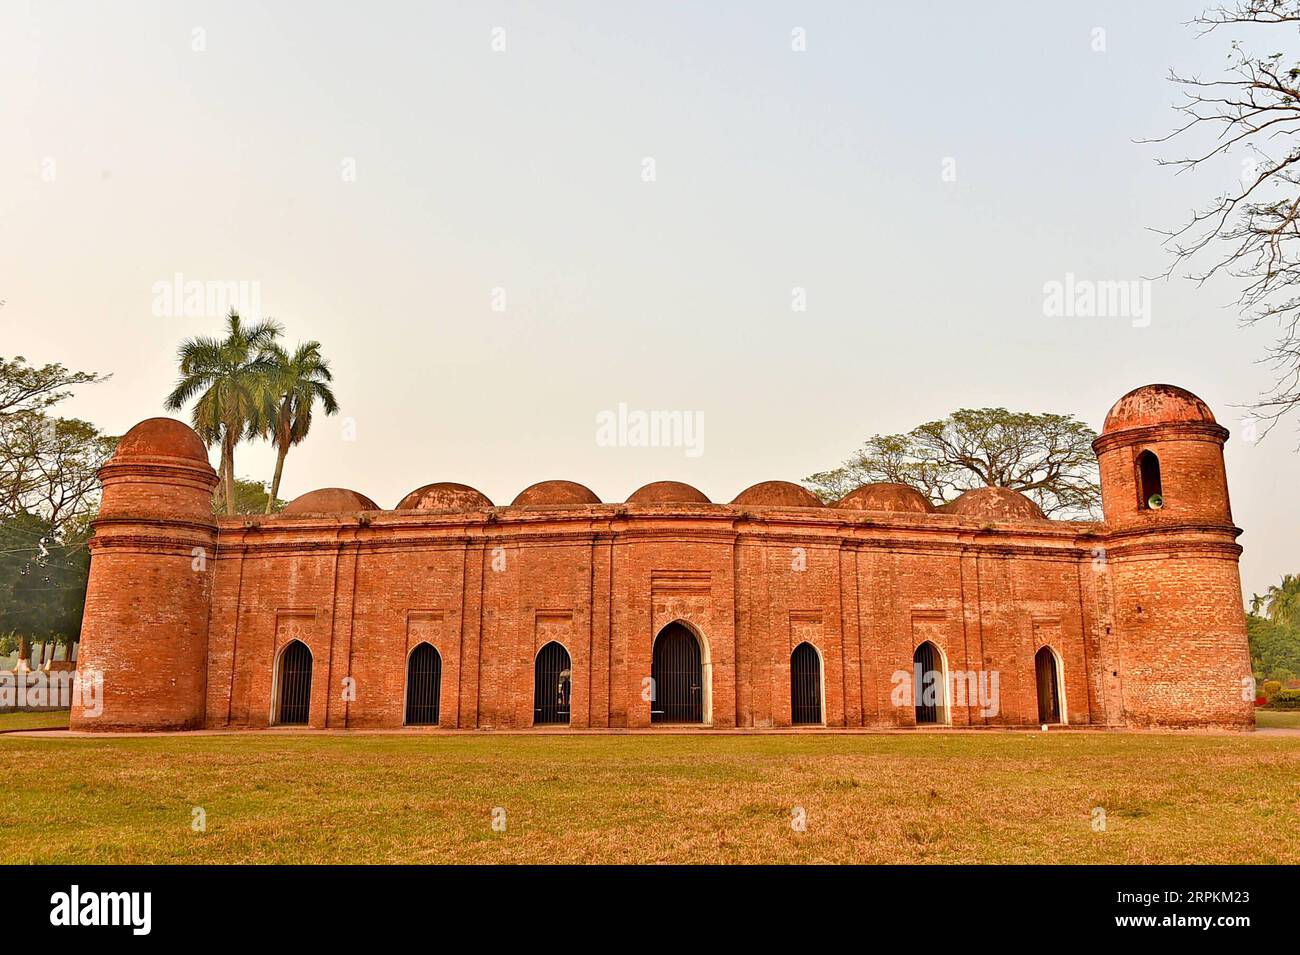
1148 1 1300 436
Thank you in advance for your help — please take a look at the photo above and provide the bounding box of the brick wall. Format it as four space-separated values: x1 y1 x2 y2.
72 401 1255 733
185 503 1246 731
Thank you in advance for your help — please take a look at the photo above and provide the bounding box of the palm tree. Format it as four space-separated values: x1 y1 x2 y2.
1264 574 1300 629
259 341 339 513
164 311 283 514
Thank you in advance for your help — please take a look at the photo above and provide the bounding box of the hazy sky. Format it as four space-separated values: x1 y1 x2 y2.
2 0 1296 598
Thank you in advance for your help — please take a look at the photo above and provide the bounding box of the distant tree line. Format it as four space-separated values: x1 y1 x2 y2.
1250 573 1300 690
0 356 113 664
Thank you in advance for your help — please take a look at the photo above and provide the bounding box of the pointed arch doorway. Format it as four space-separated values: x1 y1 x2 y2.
651 622 711 725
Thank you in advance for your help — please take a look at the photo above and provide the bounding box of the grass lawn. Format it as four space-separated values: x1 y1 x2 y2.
1256 709 1300 729
1 724 1297 864
0 710 69 731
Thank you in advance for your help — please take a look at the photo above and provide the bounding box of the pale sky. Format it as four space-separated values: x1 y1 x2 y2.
2 0 1295 599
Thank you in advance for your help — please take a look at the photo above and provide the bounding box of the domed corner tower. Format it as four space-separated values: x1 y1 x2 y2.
1091 385 1253 729
71 418 219 732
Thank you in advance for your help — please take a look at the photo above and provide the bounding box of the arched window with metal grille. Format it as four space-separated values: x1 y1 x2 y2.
651 623 703 724
533 641 572 725
405 642 442 726
912 640 947 726
790 642 823 725
275 639 312 726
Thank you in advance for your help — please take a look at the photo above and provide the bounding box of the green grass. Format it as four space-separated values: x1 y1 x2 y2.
1 728 1297 863
1256 709 1300 729
0 709 69 731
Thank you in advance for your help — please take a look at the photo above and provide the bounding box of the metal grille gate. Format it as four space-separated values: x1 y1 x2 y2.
651 623 702 723
790 642 822 725
1035 646 1060 724
405 643 442 725
277 640 312 725
533 641 572 724
913 641 943 725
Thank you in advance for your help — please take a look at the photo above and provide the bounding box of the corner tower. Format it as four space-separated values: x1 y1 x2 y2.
1092 385 1253 728
71 418 219 731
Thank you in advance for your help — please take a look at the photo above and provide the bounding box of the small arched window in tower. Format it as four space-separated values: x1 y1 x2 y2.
1136 450 1163 510
404 642 442 726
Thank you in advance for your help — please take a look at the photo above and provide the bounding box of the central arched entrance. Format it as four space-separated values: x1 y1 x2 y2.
404 642 442 725
534 641 572 725
651 622 708 724
790 642 823 725
274 639 312 726
1035 645 1063 725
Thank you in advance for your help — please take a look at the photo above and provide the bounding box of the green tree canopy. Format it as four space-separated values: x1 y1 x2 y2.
258 341 338 513
0 355 109 657
164 310 283 514
0 512 90 646
1249 573 1300 684
804 408 1101 519
217 477 287 516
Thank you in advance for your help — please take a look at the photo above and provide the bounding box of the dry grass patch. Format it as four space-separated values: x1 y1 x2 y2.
1 730 1297 864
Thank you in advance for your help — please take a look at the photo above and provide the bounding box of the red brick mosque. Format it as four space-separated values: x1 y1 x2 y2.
71 384 1254 732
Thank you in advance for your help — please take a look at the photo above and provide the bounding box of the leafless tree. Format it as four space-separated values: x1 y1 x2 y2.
1147 1 1300 435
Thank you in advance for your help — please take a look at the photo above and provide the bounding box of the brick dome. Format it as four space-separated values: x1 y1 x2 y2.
626 481 711 504
833 482 935 513
396 482 493 511
282 488 380 515
942 486 1045 521
114 417 209 463
512 480 601 507
731 481 824 508
1103 384 1215 434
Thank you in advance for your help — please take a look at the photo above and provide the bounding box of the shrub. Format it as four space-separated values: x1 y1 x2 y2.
1268 688 1300 710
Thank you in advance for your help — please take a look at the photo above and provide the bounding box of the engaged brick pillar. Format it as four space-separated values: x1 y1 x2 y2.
1093 385 1254 729
71 418 219 731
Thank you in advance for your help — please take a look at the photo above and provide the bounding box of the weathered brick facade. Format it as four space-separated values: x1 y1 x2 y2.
71 384 1255 732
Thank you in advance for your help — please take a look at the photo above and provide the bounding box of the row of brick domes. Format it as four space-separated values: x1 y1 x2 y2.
279 479 1046 519
116 382 1215 523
